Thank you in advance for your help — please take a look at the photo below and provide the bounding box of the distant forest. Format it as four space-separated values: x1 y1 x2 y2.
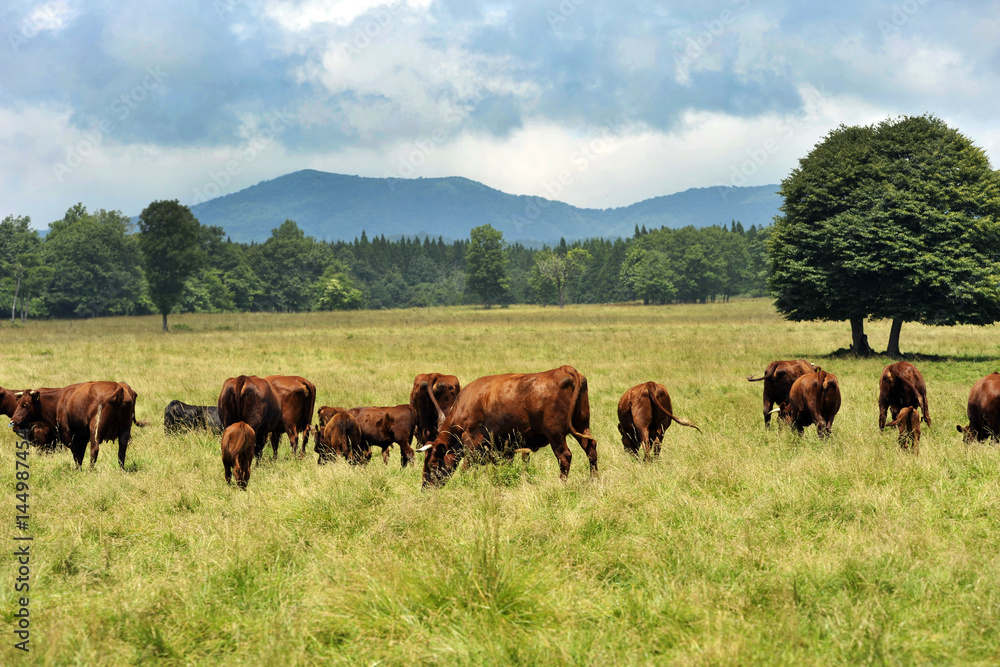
0 205 770 320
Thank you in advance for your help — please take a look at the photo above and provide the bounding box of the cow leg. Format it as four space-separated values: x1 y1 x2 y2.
878 398 890 430
89 435 100 468
287 426 299 457
300 424 311 457
70 435 87 468
399 438 415 468
270 431 280 459
224 457 233 484
254 432 267 464
574 431 598 477
763 398 774 427
549 436 573 481
117 431 130 468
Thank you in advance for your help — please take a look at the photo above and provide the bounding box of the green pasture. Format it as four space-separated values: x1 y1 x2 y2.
3 299 1000 665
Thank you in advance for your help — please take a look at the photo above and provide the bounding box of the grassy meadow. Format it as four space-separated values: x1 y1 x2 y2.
4 298 1000 665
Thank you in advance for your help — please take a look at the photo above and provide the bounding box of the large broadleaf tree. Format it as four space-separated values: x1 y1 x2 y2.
769 115 1000 356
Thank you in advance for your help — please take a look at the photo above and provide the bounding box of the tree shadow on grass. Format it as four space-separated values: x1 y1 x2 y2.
810 348 998 364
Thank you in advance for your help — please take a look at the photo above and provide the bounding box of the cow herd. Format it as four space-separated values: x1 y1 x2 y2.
4 360 1000 489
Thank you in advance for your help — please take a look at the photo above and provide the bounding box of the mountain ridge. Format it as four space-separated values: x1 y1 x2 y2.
188 169 781 243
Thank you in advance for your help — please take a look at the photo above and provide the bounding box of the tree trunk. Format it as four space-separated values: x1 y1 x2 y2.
850 318 874 356
886 318 903 358
11 273 20 324
162 312 169 332
557 285 565 308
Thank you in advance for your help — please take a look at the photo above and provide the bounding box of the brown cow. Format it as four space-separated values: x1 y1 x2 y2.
218 376 282 461
957 372 1000 443
617 381 700 460
264 375 317 457
316 411 366 465
886 406 921 453
878 361 930 429
10 382 141 467
221 422 256 489
3 387 56 449
782 369 841 438
347 404 417 467
747 360 816 427
410 373 461 444
419 365 598 488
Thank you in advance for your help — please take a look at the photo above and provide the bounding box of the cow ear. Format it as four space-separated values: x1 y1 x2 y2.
956 425 964 434
30 390 39 399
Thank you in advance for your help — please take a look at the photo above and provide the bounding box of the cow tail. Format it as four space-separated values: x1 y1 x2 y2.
426 380 446 427
302 381 317 448
646 381 701 433
565 368 591 442
235 375 250 420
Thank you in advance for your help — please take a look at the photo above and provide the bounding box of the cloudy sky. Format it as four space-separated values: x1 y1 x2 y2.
2 0 998 228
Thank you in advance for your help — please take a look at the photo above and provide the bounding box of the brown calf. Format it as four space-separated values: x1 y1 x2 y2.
316 411 366 465
886 406 921 453
222 422 256 489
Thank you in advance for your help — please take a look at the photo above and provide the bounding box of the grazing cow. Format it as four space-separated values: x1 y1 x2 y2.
956 372 1000 443
346 404 417 466
3 387 56 449
617 381 700 460
164 400 223 434
747 360 816 427
418 365 598 488
221 422 256 489
410 373 462 444
782 369 841 438
218 376 282 461
886 406 921 453
264 375 317 457
316 411 366 465
878 361 931 429
10 382 141 467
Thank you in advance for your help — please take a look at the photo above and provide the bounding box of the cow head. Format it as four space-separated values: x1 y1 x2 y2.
956 424 979 443
420 433 461 488
10 390 40 431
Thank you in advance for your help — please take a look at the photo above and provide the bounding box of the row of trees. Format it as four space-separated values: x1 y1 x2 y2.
0 208 769 328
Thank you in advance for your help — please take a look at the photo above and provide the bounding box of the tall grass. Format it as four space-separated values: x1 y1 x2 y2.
4 299 1000 664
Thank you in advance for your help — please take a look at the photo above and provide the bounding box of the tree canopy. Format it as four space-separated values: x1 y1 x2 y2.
138 200 206 331
769 115 1000 355
465 224 510 308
